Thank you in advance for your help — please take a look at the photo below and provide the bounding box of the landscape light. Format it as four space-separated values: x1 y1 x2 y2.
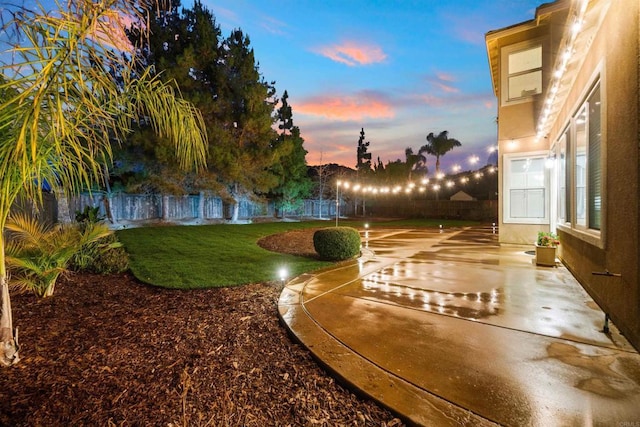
279 267 288 283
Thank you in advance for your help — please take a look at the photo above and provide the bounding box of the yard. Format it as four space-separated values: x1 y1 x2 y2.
1 219 475 425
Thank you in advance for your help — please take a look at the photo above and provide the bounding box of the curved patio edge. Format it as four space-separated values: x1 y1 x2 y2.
277 257 498 427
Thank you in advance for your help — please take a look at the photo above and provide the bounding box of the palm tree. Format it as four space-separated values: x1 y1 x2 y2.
420 131 462 174
5 213 113 298
404 147 427 181
0 0 208 366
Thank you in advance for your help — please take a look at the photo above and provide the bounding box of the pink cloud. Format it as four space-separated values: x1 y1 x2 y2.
445 13 488 45
436 72 456 82
425 72 459 94
296 92 394 120
434 82 459 93
314 41 387 66
90 10 135 53
260 16 287 35
412 93 445 107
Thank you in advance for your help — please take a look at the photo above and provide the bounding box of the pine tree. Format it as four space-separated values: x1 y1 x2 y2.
122 0 284 214
272 91 311 218
356 128 372 173
118 0 222 194
209 29 280 221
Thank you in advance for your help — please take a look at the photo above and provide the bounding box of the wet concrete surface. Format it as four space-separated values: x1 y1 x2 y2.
278 226 640 426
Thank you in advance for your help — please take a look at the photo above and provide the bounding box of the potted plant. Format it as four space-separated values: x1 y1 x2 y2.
535 231 560 266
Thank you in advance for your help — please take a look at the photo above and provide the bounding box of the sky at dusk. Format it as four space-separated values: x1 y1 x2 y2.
206 0 545 172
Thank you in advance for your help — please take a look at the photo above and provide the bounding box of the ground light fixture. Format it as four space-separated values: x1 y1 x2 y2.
278 267 288 284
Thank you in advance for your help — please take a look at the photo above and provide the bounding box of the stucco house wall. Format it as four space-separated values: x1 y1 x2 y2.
551 0 639 352
486 0 640 350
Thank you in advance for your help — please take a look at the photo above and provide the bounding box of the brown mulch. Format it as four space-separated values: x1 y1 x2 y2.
257 228 320 258
1 230 404 426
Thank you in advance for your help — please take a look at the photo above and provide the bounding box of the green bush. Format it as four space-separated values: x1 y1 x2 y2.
70 233 129 274
6 213 113 297
313 227 361 261
70 206 129 274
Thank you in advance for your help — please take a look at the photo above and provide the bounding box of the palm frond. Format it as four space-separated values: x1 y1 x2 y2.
0 0 207 209
5 212 51 248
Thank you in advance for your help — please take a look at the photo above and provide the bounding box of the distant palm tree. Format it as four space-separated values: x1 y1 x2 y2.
0 0 207 366
420 131 462 174
404 147 427 181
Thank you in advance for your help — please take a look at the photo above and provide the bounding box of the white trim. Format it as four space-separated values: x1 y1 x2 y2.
502 151 550 224
500 39 545 107
552 70 604 249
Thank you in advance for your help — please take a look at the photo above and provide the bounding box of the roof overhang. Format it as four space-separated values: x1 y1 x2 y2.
536 0 611 139
484 1 570 98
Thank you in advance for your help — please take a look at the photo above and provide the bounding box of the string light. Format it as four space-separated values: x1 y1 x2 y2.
335 144 498 197
536 0 589 139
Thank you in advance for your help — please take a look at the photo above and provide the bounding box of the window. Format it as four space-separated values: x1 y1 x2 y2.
504 153 548 224
587 85 602 230
507 45 542 101
558 80 602 235
575 106 587 226
555 129 569 224
572 83 601 231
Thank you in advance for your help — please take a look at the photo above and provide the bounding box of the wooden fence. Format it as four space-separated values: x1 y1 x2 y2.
44 192 495 225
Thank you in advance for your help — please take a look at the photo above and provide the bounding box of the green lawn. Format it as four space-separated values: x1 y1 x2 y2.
117 218 479 289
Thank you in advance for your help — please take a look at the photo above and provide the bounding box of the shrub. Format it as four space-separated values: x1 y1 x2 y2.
5 213 113 297
313 227 361 261
75 205 103 224
70 233 129 274
70 206 129 274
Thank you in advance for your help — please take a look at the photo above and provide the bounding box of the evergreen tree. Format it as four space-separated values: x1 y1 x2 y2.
209 29 280 221
122 0 285 214
271 91 312 218
118 0 221 194
277 90 294 136
356 128 372 173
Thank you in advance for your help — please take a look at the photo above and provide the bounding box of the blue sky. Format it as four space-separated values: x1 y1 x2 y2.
1 0 544 172
205 0 544 172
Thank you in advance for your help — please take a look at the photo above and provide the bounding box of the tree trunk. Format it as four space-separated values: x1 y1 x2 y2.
231 197 240 222
103 193 117 225
56 191 72 224
1 275 20 366
162 195 170 221
103 178 117 225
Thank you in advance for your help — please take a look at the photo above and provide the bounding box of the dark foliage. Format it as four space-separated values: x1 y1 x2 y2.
313 227 361 261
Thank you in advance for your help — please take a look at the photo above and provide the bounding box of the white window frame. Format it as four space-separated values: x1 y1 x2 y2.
501 40 544 106
503 151 550 224
554 127 570 227
556 75 604 248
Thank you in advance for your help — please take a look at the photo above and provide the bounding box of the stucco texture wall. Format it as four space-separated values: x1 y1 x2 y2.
558 0 640 351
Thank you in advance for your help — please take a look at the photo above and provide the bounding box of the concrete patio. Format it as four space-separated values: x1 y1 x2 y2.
278 225 640 426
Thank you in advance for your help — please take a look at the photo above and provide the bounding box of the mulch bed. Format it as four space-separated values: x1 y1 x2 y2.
1 229 404 426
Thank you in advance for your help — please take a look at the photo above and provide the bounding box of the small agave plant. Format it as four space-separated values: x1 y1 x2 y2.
5 213 112 298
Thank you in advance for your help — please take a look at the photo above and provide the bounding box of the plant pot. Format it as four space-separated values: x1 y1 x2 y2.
535 245 557 266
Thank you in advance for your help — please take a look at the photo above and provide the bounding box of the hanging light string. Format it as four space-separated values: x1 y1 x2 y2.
536 0 589 140
336 148 498 196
